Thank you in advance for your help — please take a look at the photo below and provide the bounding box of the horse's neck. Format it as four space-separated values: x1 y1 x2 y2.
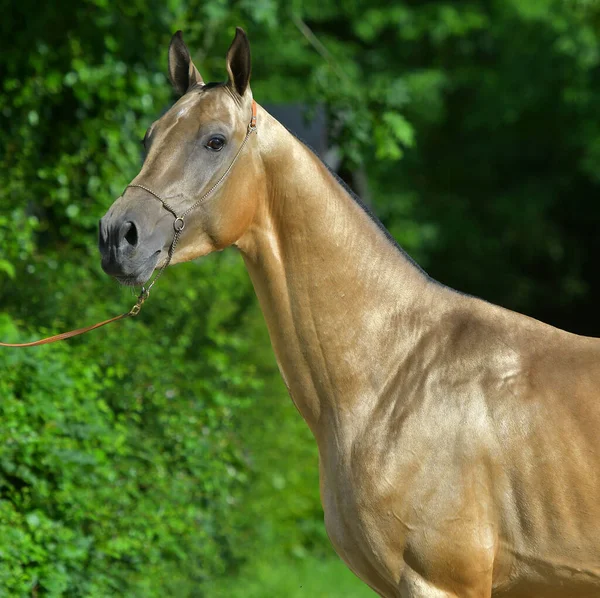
237 112 450 443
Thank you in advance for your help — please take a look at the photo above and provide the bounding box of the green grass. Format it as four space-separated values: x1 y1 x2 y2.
202 554 376 598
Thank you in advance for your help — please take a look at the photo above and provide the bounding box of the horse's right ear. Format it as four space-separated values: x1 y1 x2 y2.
168 31 203 95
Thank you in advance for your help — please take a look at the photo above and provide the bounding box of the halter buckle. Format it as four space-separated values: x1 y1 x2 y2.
249 99 257 132
173 217 185 232
129 287 150 317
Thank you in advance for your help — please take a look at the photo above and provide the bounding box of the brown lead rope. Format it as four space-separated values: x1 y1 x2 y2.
0 100 258 348
0 311 138 348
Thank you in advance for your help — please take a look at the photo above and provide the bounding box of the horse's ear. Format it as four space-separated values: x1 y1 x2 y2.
168 31 203 95
226 27 251 97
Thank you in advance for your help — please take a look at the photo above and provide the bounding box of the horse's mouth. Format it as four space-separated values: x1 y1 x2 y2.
115 274 149 287
111 250 163 287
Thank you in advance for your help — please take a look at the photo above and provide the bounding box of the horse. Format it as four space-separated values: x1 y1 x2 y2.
98 28 600 598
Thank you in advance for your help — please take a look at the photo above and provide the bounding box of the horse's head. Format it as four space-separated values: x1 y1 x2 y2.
99 28 261 286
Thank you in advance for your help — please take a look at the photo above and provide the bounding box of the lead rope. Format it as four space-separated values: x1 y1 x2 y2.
0 100 258 348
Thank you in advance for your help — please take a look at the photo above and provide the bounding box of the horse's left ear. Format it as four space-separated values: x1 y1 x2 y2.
226 27 251 96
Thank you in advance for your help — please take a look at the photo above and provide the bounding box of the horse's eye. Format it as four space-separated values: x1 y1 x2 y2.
206 136 225 151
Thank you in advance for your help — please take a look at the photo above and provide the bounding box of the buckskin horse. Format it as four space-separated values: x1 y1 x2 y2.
98 28 600 598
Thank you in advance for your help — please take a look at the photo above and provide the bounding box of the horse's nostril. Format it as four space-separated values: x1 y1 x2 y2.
124 221 138 247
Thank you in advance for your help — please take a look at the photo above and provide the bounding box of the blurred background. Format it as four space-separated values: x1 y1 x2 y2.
1 0 600 596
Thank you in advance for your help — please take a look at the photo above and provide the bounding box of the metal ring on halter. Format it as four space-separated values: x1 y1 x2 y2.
173 217 185 232
129 304 142 317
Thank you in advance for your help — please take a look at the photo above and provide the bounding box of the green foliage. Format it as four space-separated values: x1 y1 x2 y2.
203 552 374 598
1 0 600 595
0 254 263 597
366 0 600 334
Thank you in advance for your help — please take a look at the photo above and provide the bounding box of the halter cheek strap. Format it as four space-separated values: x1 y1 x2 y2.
0 100 258 348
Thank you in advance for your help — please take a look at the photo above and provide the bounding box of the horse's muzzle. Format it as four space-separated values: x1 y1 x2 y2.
98 194 170 286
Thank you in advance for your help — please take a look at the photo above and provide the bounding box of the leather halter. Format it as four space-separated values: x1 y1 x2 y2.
0 100 258 347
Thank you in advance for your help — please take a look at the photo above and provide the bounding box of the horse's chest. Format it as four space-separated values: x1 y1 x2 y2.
320 457 405 595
